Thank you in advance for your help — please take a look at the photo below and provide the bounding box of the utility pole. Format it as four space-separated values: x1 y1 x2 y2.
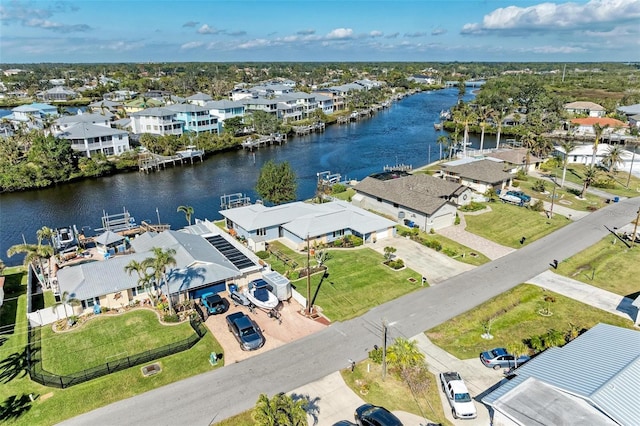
626 143 636 188
549 172 557 219
633 208 640 247
306 235 312 315
381 319 388 381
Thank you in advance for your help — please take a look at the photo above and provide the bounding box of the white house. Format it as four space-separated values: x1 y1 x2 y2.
56 122 130 157
439 158 513 194
186 92 213 106
569 117 628 136
564 101 606 118
130 107 184 136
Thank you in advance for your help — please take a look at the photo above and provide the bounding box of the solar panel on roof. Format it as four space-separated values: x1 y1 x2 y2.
204 235 256 269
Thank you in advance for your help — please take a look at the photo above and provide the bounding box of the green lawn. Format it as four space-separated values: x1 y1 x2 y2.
0 268 223 426
266 241 421 321
543 163 640 198
513 176 605 211
555 236 640 298
426 284 633 360
464 202 569 248
40 310 195 375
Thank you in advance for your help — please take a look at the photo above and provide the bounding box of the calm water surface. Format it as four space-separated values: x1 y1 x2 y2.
1 88 486 264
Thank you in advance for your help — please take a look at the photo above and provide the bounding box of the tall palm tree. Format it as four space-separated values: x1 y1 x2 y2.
506 341 529 369
436 135 448 160
54 290 80 319
453 103 477 156
252 394 279 426
176 205 194 226
36 226 54 247
252 393 307 426
7 243 53 287
590 123 609 167
559 140 577 188
491 107 509 149
387 337 425 373
124 259 156 306
603 145 624 174
478 106 493 152
580 166 598 198
145 247 177 315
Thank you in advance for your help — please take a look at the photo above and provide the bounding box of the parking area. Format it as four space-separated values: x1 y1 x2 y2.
204 294 329 364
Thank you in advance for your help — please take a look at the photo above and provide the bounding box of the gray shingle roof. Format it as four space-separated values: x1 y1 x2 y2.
486 148 543 165
354 174 461 215
56 112 113 125
204 100 245 110
58 123 127 139
483 323 640 426
130 107 176 117
441 158 512 183
165 104 209 113
186 92 213 101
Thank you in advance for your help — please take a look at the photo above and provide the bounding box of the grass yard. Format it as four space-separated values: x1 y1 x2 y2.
266 241 421 322
426 284 633 360
464 202 569 248
341 362 450 426
40 309 195 375
544 163 640 198
513 176 605 211
213 410 255 426
0 268 223 426
555 236 640 298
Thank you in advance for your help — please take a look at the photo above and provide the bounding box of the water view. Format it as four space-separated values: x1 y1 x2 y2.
0 88 483 264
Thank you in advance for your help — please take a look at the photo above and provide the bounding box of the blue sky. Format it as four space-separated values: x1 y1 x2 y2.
1 0 639 63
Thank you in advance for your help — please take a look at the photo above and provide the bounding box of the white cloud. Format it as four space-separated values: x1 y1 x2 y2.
181 41 204 50
431 28 447 36
326 28 353 39
197 24 221 35
370 30 383 38
237 39 271 49
462 0 640 34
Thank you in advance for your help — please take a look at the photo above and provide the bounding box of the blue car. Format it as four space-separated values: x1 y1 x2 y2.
506 190 531 203
200 293 228 315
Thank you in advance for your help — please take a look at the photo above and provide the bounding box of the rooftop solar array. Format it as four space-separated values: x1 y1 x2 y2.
204 235 256 270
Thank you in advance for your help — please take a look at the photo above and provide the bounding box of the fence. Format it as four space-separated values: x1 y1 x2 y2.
26 315 207 389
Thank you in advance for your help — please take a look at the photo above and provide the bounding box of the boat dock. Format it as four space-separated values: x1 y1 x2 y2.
292 122 325 135
242 133 287 150
138 150 204 172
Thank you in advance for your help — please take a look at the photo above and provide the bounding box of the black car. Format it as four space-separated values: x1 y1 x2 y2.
226 312 265 351
354 404 403 426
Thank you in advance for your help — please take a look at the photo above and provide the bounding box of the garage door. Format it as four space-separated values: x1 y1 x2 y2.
189 282 226 300
376 229 389 240
431 213 453 230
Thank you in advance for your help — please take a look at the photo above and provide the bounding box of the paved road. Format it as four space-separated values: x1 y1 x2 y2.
60 198 639 426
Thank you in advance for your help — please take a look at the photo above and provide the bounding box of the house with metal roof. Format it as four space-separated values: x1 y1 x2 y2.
130 107 184 136
185 92 213 106
4 103 58 130
54 112 114 132
219 200 396 251
56 222 261 312
56 122 130 157
438 158 513 194
352 172 471 232
37 86 78 102
485 148 543 174
482 323 640 426
165 104 218 135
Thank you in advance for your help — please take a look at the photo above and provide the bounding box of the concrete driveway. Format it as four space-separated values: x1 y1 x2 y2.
204 296 328 364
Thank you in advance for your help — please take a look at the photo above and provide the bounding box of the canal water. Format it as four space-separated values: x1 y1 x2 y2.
1 88 486 265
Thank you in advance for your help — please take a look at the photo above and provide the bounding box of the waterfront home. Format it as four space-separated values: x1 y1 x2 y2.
4 102 58 130
569 117 628 136
205 99 246 132
53 112 114 132
485 148 543 174
103 90 138 102
482 323 639 426
88 99 123 114
37 86 78 102
553 143 636 170
130 107 184 136
55 222 261 313
438 158 513 194
314 93 335 114
241 97 279 116
353 172 471 232
313 90 346 112
186 92 213 106
165 104 218 134
250 83 294 97
122 97 164 114
563 101 606 118
56 122 130 157
219 200 396 251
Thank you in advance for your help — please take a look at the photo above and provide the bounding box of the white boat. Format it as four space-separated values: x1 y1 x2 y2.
52 226 78 252
176 145 204 158
244 279 279 310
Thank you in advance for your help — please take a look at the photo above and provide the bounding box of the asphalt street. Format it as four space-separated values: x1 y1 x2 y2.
60 198 639 426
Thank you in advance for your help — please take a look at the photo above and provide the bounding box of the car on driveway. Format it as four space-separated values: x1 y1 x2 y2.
354 404 403 426
506 190 531 203
200 293 229 315
480 347 530 370
226 311 265 351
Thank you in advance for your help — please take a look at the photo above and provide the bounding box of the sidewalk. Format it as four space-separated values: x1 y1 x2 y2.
437 210 516 260
527 270 638 322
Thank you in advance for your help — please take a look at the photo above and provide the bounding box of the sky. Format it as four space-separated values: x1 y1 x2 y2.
1 0 639 64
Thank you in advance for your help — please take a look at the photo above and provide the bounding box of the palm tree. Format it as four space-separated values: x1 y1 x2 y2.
436 135 448 160
544 329 565 349
603 145 624 174
176 205 194 226
386 337 425 373
559 140 577 188
145 247 177 315
478 106 493 152
253 394 279 426
7 243 53 288
252 393 307 426
490 107 508 149
453 102 477 156
506 341 529 369
124 259 156 306
36 226 54 247
590 123 609 167
580 166 598 198
54 290 80 320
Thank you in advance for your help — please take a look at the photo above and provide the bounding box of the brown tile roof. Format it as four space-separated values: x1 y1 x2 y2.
487 148 543 165
354 174 461 215
440 159 513 184
570 117 627 127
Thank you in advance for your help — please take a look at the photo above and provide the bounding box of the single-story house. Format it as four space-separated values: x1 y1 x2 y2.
563 101 606 118
438 158 513 194
56 221 261 313
485 148 543 174
482 323 640 426
553 143 636 170
616 103 640 118
352 172 471 232
219 200 397 251
37 86 78 102
569 117 628 136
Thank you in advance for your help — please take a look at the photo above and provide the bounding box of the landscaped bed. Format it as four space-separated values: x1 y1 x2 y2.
265 241 421 322
425 283 633 360
555 235 640 298
40 309 195 375
463 202 569 248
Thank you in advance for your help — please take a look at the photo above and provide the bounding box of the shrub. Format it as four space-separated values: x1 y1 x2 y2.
424 239 442 251
387 259 404 269
442 248 457 257
331 183 347 194
515 170 528 181
529 200 545 212
512 181 520 187
368 347 383 363
256 250 270 259
459 201 485 212
163 314 180 323
593 178 616 189
454 214 461 225
532 180 547 192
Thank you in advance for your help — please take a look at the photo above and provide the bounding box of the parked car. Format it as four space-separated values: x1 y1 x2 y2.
332 421 357 426
506 190 531 203
226 312 265 351
354 404 403 426
480 347 530 370
439 371 477 419
200 293 228 315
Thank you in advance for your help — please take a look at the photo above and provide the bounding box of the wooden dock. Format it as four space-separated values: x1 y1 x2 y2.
292 122 325 135
242 133 287 150
138 151 204 173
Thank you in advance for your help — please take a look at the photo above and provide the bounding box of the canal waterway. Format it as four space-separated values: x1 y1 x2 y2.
1 88 487 265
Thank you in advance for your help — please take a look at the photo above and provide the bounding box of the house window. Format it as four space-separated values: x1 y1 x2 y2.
333 229 345 238
393 203 399 208
81 297 100 309
256 228 267 236
377 197 382 202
